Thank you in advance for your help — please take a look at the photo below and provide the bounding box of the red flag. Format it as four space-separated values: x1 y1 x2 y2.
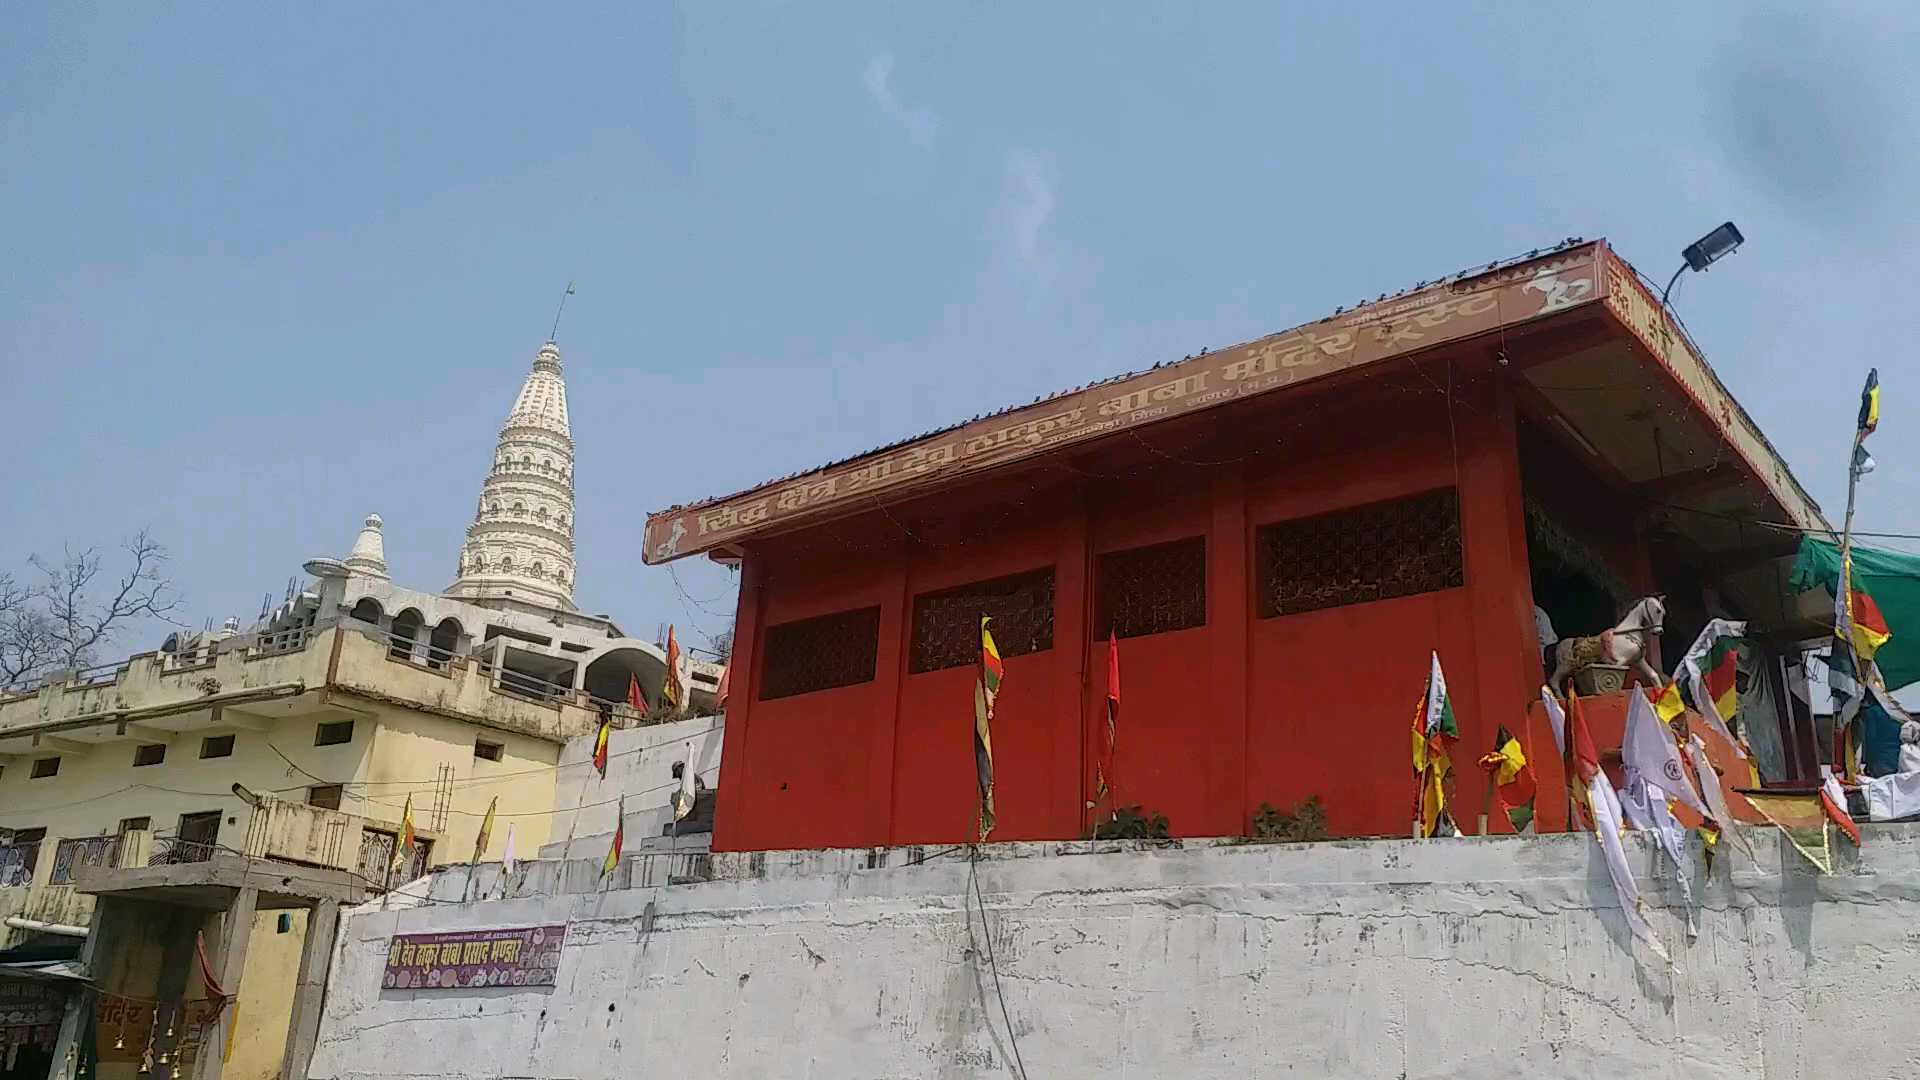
663 626 684 710
626 673 649 717
1097 632 1120 806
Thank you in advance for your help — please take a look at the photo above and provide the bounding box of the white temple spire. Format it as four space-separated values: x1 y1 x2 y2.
343 514 391 580
444 341 577 609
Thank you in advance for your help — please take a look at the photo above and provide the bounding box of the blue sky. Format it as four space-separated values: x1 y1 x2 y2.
4 3 1918 656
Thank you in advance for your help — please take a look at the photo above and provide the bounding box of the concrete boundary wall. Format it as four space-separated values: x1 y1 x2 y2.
309 826 1920 1079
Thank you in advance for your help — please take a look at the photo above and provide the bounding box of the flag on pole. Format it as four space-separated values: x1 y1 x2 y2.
472 796 497 863
501 822 518 876
1652 619 1747 753
1859 367 1880 437
1835 553 1893 664
672 742 697 821
602 796 625 878
627 673 649 718
1096 632 1120 806
392 794 416 873
592 716 612 779
1476 726 1537 833
1622 690 1712 820
1543 688 1668 961
1410 652 1458 837
663 626 685 712
975 616 1002 842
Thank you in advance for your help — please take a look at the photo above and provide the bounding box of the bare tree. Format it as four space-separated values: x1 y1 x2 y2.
1 531 183 685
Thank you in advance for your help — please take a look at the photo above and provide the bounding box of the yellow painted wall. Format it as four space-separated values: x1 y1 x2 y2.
0 697 563 1079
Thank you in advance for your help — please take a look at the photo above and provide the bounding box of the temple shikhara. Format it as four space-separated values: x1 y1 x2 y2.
644 238 1832 851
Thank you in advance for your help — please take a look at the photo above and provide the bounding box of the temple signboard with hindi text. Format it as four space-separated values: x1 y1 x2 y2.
643 244 1606 564
382 925 566 990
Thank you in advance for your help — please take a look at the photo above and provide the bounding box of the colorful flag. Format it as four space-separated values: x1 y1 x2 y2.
975 617 1002 842
1410 652 1458 838
627 673 649 718
1838 556 1893 664
1858 367 1880 437
1623 690 1711 820
1477 726 1537 833
663 626 684 712
391 794 416 873
602 795 625 878
1096 632 1120 805
592 716 612 779
1542 688 1668 961
1652 619 1747 753
1685 736 1755 864
472 796 497 864
1821 772 1861 847
1744 790 1834 874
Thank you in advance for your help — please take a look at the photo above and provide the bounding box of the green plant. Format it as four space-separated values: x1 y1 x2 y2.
1247 796 1328 844
1094 805 1170 840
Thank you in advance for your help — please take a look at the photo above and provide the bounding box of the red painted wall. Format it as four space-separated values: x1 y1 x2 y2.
713 375 1545 851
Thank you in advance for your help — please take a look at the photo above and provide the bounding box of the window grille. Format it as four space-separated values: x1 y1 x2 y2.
760 606 882 700
1255 488 1463 618
1096 536 1207 639
910 568 1055 673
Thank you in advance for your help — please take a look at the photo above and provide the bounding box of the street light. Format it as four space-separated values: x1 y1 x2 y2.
1661 221 1744 306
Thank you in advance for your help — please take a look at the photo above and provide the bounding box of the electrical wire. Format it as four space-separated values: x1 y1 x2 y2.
966 846 1030 1080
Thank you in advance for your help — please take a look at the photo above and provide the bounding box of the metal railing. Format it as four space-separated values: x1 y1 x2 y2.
374 627 460 671
49 835 121 885
147 836 216 866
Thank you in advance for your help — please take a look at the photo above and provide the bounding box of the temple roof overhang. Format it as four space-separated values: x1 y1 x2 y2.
644 240 1827 620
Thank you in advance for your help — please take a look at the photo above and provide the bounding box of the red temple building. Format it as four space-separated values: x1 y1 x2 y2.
645 239 1828 852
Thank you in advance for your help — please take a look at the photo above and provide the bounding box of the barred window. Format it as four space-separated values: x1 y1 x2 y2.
761 606 882 700
910 568 1055 674
1255 488 1463 618
1096 536 1207 639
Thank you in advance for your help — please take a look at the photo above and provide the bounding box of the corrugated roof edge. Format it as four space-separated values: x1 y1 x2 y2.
653 237 1595 516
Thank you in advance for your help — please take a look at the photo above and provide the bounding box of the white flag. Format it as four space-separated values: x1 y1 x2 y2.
1623 691 1711 819
1619 769 1698 939
672 741 697 821
1541 689 1668 962
502 822 518 876
1684 735 1755 863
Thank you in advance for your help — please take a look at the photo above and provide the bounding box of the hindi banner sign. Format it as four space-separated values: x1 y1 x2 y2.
382 925 566 990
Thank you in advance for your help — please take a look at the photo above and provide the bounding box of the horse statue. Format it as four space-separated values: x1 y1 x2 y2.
1548 595 1665 692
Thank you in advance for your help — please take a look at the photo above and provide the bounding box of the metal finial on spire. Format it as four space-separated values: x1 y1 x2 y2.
549 281 577 343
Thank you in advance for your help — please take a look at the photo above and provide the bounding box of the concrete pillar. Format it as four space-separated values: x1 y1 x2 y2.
193 886 258 1080
279 900 339 1080
46 897 127 1080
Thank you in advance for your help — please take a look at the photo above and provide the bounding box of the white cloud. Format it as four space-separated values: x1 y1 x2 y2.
999 151 1060 288
862 52 937 147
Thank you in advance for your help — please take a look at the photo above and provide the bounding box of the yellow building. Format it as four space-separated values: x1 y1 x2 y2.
0 618 604 1080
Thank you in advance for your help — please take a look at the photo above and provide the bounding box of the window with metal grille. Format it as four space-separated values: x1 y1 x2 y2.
50 835 119 885
909 568 1055 673
760 606 881 700
1096 536 1207 639
1255 488 1463 618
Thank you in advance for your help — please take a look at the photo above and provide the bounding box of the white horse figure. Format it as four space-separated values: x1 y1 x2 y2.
1548 595 1666 692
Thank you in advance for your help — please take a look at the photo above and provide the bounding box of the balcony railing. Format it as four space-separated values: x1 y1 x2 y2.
147 836 217 866
49 835 121 885
0 843 40 887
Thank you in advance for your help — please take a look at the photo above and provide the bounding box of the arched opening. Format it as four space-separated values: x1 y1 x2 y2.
500 556 514 571
349 598 383 625
428 617 462 670
583 647 664 714
389 608 424 661
531 562 544 577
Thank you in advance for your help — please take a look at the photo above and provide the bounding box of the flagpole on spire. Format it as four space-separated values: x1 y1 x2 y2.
549 280 577 343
